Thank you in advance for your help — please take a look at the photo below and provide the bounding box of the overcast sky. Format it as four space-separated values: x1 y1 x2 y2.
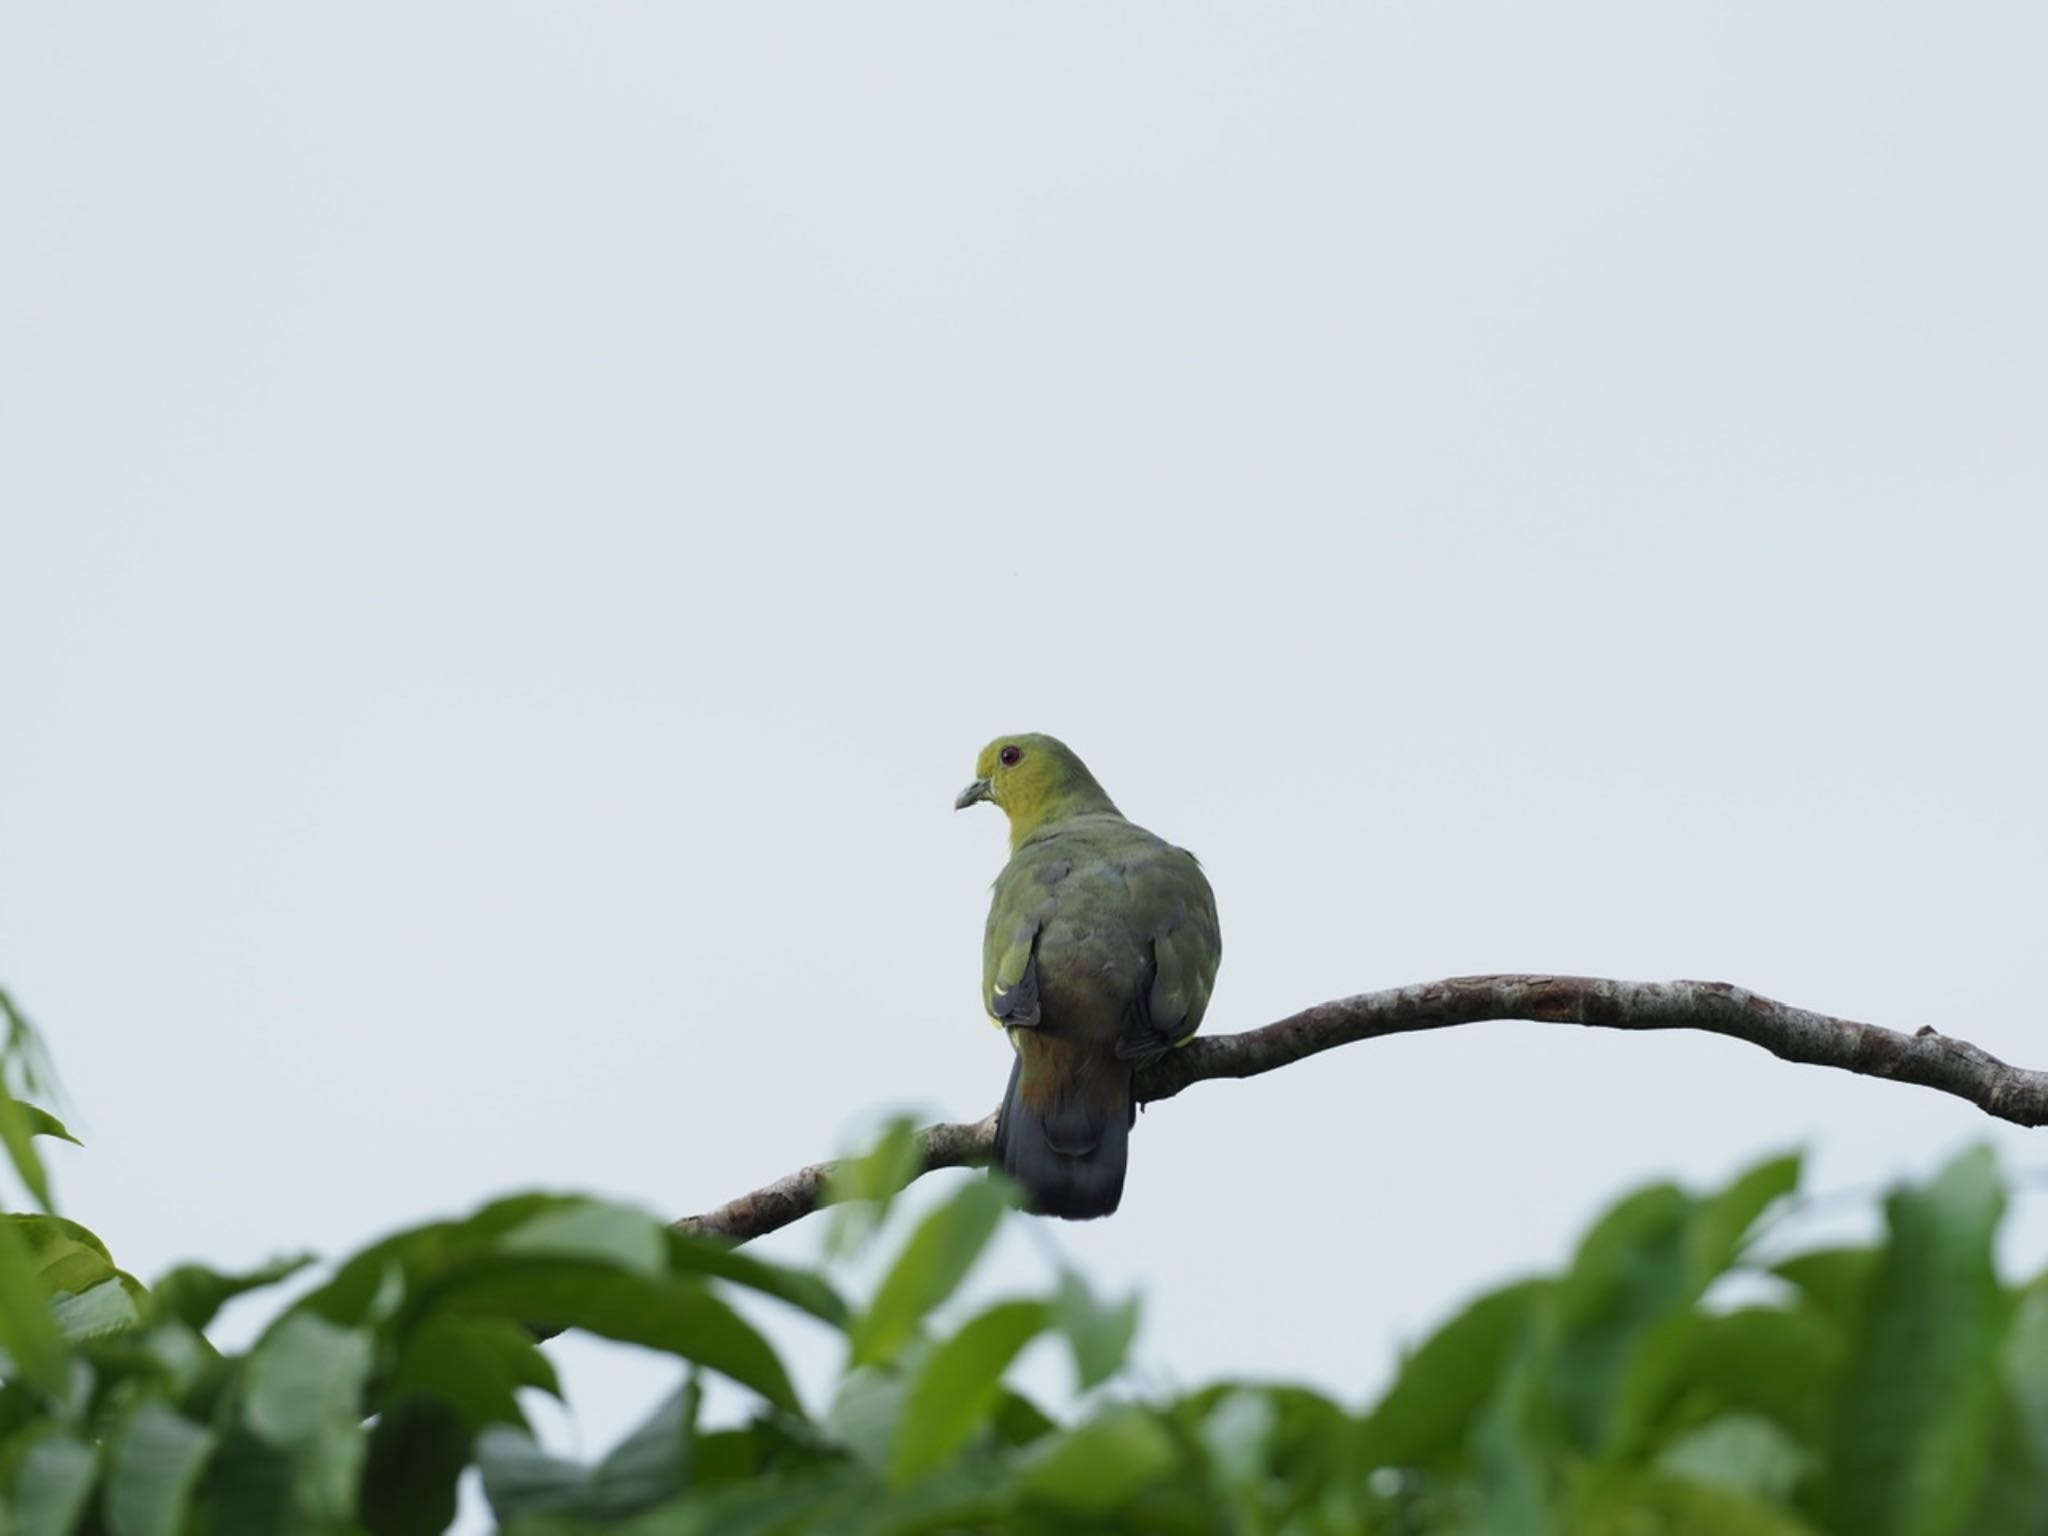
5 2 2046 1524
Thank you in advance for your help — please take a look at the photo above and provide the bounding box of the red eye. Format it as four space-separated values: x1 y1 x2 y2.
999 745 1023 767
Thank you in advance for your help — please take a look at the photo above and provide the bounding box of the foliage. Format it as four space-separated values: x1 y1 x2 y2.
0 992 2045 1533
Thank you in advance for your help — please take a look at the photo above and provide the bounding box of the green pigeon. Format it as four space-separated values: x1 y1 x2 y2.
956 734 1221 1218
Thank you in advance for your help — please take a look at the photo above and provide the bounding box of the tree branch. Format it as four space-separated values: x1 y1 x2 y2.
676 975 2048 1244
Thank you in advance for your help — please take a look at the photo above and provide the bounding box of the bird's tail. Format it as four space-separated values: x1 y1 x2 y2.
993 1052 1130 1220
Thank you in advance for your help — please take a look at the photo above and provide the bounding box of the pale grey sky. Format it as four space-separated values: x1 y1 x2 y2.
4 1 2046 1521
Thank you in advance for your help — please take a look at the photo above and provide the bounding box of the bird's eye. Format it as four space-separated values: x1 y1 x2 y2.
999 745 1023 767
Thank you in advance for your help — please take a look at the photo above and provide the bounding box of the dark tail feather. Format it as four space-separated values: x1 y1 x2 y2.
993 1056 1129 1220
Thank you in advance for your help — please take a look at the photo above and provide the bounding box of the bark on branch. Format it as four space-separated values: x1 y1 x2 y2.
677 975 2047 1244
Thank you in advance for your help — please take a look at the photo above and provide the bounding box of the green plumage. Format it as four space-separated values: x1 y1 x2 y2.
959 734 1221 1218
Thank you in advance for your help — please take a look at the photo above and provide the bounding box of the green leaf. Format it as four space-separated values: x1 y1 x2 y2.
1578 1471 1821 1536
1656 1412 1806 1502
9 1427 99 1536
0 1091 57 1212
476 1427 589 1520
665 1230 849 1329
503 1203 666 1279
132 1316 215 1399
2002 1276 2048 1463
150 1254 316 1333
890 1300 1050 1487
1051 1271 1138 1393
7 1105 80 1148
192 1426 296 1536
1965 1391 2048 1536
581 1464 871 1536
1653 1306 1842 1445
1688 1152 1801 1280
1017 1406 1179 1515
1772 1247 1877 1332
1822 1144 2008 1536
1977 1276 2048 1533
1548 1183 1695 1453
245 1313 375 1447
1361 1276 1549 1467
586 1378 699 1516
828 1352 921 1470
478 1380 711 1524
12 1215 117 1300
292 1193 567 1330
360 1397 472 1536
824 1117 926 1257
105 1401 214 1536
850 1179 1011 1367
842 1460 1014 1535
385 1314 558 1430
52 1276 142 1341
990 1389 1056 1449
429 1258 799 1411
243 1312 375 1522
1202 1388 1279 1490
1560 1155 1801 1465
0 1212 70 1394
1469 1323 1562 1536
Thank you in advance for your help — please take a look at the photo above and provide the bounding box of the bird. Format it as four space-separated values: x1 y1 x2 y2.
955 734 1221 1218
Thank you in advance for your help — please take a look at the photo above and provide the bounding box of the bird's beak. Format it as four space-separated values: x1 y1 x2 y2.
954 778 992 810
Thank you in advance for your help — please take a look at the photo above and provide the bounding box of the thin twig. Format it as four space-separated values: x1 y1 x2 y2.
677 1113 998 1241
676 975 2047 1243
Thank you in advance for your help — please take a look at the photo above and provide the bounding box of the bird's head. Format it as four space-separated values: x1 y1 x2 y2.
956 733 1118 848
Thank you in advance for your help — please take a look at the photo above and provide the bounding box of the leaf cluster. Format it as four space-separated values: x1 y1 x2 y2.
0 997 2042 1534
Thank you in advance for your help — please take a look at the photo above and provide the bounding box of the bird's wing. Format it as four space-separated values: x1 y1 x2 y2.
982 853 1071 1029
1114 842 1222 1060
